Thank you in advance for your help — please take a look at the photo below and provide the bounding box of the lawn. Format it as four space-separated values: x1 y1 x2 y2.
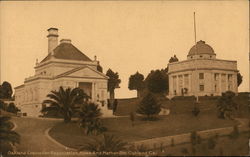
49 111 238 149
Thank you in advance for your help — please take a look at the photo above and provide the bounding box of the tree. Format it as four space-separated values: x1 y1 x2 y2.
190 131 201 145
79 102 106 135
237 72 243 87
217 91 238 119
0 100 7 110
136 93 161 120
0 81 13 99
106 69 121 101
128 72 145 98
0 116 20 155
146 70 168 94
192 102 200 117
6 103 20 114
79 134 127 157
168 55 179 63
42 87 89 123
129 112 135 127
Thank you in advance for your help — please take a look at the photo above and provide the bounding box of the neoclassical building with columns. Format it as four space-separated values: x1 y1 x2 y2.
168 40 238 97
15 28 112 117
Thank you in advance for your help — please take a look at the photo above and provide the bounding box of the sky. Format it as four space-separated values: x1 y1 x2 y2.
0 1 249 98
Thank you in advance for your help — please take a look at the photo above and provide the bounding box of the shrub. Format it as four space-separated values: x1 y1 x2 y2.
229 125 239 139
191 146 196 155
190 131 201 145
207 136 216 149
192 105 200 117
160 142 164 152
6 103 20 114
135 144 148 152
0 116 20 156
180 147 189 155
79 134 127 157
217 91 238 119
130 112 135 126
219 147 223 155
171 138 175 147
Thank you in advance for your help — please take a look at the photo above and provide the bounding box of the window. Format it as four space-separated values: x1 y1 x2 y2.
228 74 232 81
214 73 219 81
215 85 217 92
200 55 203 58
199 73 204 79
200 85 204 91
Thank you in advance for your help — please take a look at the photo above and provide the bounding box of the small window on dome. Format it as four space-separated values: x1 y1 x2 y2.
191 56 193 59
200 55 202 58
210 56 212 58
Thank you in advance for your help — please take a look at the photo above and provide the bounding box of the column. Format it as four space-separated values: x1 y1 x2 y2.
182 74 185 92
188 73 191 95
219 74 222 94
176 76 179 95
91 82 95 102
225 74 228 91
169 76 173 96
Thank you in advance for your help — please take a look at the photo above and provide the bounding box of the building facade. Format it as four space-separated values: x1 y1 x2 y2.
168 40 238 97
15 28 112 117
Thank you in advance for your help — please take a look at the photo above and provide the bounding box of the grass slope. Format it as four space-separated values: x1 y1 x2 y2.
49 111 238 149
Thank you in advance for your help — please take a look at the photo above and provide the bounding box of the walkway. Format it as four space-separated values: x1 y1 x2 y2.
11 117 81 157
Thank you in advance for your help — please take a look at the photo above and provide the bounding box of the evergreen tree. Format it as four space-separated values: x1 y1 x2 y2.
136 93 161 120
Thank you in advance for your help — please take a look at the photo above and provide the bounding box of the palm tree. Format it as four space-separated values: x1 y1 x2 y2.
42 86 89 123
79 134 127 157
79 102 106 135
0 116 20 155
106 69 121 101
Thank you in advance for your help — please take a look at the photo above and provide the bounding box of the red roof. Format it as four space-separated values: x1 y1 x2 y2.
41 43 92 63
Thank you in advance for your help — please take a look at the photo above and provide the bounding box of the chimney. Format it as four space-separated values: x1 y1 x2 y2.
60 39 71 44
47 28 58 54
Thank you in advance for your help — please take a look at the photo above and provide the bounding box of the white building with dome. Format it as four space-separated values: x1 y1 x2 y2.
14 28 113 117
168 40 238 97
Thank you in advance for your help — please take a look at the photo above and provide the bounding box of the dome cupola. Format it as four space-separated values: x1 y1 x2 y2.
187 40 216 59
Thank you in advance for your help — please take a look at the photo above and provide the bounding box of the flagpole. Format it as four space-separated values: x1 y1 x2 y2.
194 12 199 103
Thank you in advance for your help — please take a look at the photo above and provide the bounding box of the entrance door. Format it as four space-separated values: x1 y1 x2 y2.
78 82 92 98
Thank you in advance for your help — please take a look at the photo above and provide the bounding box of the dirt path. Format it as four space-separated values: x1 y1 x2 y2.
10 117 78 157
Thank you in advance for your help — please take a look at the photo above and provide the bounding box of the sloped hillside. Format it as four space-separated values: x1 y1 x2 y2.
114 92 249 117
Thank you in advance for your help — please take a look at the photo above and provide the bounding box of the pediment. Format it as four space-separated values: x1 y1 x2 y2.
55 66 108 79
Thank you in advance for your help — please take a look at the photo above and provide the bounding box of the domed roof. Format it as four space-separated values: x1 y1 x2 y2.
188 40 215 56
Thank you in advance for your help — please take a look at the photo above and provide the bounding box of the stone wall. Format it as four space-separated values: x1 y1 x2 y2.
130 125 249 149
